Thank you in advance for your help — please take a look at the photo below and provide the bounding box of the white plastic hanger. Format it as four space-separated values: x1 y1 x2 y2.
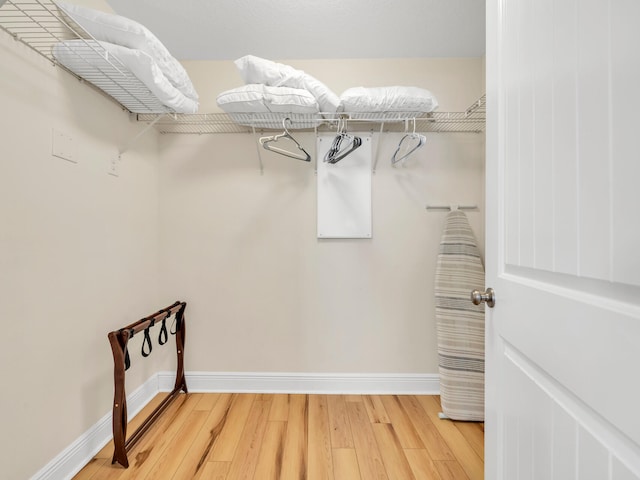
391 118 426 165
259 118 311 162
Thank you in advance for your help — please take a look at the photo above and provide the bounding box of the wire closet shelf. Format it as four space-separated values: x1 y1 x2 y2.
0 0 173 114
0 0 486 133
137 95 486 135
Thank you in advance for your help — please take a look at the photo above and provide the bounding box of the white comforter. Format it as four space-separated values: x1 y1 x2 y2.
53 40 198 114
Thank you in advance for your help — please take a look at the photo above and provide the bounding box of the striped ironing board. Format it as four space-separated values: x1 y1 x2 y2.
434 210 485 421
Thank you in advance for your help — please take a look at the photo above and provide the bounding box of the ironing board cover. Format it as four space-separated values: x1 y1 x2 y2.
434 210 485 421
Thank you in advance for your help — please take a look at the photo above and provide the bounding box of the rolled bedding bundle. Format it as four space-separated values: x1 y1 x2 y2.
54 1 198 112
53 40 198 114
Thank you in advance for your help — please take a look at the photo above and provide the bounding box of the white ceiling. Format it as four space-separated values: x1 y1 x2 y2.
105 0 486 61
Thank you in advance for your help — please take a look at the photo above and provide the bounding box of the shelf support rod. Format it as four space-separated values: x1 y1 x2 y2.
119 114 166 158
426 204 478 211
252 126 264 175
372 122 385 174
314 125 319 175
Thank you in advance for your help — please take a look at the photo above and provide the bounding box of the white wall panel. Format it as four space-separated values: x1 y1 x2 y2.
502 348 640 480
614 458 639 480
532 383 553 480
518 0 536 269
494 0 640 477
552 403 577 480
611 0 640 287
317 135 372 239
551 0 579 276
577 0 611 281
505 0 640 289
504 0 522 267
503 360 522 479
533 0 555 272
517 360 535 480
578 426 610 480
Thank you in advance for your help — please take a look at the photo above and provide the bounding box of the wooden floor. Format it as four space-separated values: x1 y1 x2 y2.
74 393 484 480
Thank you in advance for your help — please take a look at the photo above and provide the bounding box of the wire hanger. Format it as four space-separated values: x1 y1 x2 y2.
391 118 426 165
324 117 362 164
259 118 311 162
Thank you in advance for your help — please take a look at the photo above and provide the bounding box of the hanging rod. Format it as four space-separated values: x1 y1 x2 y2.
426 204 478 211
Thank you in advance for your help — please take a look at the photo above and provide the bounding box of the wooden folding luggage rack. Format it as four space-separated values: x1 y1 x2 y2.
107 301 188 468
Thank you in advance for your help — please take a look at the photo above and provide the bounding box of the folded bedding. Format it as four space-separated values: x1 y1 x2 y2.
217 84 319 128
53 40 198 114
217 84 319 114
56 1 198 102
339 86 439 118
234 55 339 114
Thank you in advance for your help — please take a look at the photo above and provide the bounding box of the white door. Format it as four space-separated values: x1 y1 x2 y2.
486 0 640 478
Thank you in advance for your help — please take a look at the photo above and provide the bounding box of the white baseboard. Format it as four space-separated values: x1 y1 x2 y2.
160 371 440 395
31 374 159 480
33 371 439 479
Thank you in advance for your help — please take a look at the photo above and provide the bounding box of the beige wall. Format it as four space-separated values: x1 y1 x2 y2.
0 32 165 479
0 30 484 476
159 58 485 374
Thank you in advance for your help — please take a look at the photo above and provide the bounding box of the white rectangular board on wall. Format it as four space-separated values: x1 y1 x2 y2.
317 134 372 239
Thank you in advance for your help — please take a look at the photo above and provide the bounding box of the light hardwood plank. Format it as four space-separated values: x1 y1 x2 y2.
327 395 354 449
397 395 456 461
86 462 126 480
254 421 286 480
379 396 424 449
173 393 234 480
372 423 416 480
279 394 308 480
71 458 109 480
416 396 483 480
210 393 256 462
434 460 471 480
268 394 290 422
404 449 443 480
142 409 209 479
343 395 363 402
225 398 272 480
200 461 230 479
308 395 334 480
332 448 362 480
346 400 389 479
454 421 484 459
74 394 483 480
194 392 221 411
363 395 391 424
109 393 200 480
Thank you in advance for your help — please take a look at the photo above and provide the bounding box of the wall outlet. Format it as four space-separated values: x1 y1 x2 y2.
51 128 76 163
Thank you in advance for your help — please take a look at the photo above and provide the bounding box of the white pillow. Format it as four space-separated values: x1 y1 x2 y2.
234 55 339 113
234 55 301 88
339 86 439 114
217 84 319 113
53 40 198 114
56 1 198 102
300 74 340 115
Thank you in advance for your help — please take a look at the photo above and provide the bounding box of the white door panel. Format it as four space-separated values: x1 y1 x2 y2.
499 274 640 444
486 0 640 477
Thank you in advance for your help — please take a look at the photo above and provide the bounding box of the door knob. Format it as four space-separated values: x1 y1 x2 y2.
471 288 495 308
